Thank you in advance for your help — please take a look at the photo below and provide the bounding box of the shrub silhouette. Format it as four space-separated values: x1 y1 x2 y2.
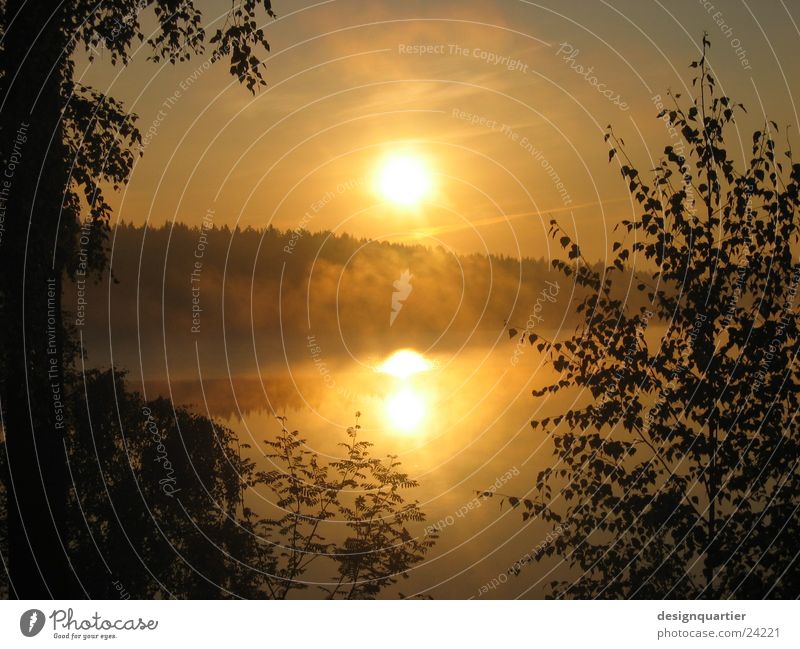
63 371 433 599
257 417 436 599
513 38 800 598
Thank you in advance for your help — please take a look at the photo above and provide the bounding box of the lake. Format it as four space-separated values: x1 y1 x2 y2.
138 337 578 599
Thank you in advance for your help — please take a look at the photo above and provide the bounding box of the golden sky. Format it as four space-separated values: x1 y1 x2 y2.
80 0 800 258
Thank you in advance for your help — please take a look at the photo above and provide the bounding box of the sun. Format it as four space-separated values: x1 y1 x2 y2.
377 349 433 379
385 388 426 432
376 153 432 206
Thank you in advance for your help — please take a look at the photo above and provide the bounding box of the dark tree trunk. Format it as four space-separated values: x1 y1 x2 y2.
704 420 718 599
0 1 81 598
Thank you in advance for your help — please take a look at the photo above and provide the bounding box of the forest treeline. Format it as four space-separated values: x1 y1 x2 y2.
68 223 587 376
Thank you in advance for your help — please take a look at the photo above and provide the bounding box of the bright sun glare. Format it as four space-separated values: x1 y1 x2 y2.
377 349 433 379
378 350 433 433
385 388 426 432
376 153 432 206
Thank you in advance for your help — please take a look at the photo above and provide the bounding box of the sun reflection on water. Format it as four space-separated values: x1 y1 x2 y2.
385 388 427 432
378 349 433 434
377 349 433 379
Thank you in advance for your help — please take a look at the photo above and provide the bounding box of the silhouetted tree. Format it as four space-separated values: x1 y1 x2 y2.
257 416 436 599
0 1 276 598
57 370 434 598
68 370 264 598
514 39 800 598
0 438 7 599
